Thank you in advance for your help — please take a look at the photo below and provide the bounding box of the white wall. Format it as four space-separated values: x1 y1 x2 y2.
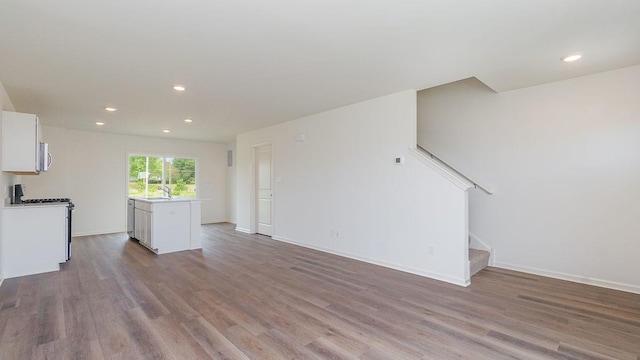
0 79 17 282
226 142 237 224
0 79 17 207
236 90 472 286
22 126 228 236
417 65 640 293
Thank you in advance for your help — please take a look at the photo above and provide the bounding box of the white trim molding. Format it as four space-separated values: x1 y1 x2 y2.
235 227 252 234
494 262 640 295
272 235 470 287
73 229 126 237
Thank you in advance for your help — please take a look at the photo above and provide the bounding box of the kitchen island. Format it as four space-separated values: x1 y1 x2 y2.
128 197 202 254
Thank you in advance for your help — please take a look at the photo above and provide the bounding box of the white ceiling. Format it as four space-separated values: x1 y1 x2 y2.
1 1 639 143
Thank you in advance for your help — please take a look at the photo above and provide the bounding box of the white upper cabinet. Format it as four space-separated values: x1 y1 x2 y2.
2 111 44 174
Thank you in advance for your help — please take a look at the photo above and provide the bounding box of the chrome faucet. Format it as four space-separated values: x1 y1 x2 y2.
158 185 172 199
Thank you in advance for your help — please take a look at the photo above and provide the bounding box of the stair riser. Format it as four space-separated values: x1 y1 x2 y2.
469 249 491 277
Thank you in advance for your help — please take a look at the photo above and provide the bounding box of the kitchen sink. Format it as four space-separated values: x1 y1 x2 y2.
141 196 171 200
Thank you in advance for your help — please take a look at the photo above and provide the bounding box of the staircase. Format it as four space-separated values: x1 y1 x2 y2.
469 249 490 276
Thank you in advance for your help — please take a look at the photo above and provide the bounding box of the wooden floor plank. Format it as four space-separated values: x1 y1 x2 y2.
149 314 211 360
0 223 639 359
62 295 101 360
88 297 136 358
120 307 176 360
181 316 250 360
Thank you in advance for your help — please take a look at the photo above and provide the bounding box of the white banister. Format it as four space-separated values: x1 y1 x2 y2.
415 145 493 195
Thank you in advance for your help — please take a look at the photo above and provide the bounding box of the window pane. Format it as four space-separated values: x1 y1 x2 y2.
128 155 196 198
147 156 164 197
169 158 196 198
129 155 147 197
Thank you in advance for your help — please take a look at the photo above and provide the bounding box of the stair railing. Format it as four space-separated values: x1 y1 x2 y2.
417 145 493 195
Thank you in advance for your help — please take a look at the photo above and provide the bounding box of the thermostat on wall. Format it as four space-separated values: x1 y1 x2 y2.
395 156 405 165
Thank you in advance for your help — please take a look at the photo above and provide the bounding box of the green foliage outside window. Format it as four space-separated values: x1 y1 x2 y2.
128 155 196 198
173 178 186 195
136 179 145 193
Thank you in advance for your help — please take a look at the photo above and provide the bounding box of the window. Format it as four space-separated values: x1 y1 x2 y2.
128 155 196 198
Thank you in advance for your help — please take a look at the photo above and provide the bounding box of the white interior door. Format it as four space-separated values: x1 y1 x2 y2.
256 145 273 236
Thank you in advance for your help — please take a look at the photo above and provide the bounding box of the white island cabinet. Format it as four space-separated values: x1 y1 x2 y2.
129 198 202 254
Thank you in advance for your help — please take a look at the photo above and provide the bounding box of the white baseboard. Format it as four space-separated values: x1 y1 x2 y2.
494 262 640 295
272 235 470 287
469 232 494 265
3 266 60 280
235 227 252 234
72 228 127 237
73 222 232 237
0 277 4 288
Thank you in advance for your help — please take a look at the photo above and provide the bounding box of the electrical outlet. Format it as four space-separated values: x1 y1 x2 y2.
428 246 435 256
335 230 340 238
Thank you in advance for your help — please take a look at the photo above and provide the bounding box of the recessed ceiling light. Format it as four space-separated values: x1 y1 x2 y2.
105 107 117 112
95 122 105 126
184 118 193 123
562 54 582 62
173 85 186 91
163 129 171 133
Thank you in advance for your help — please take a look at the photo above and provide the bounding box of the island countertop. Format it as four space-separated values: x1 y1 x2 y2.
129 196 206 204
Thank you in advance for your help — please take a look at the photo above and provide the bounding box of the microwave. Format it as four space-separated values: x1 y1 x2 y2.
39 142 52 172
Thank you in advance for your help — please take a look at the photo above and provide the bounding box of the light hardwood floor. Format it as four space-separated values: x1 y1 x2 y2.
1 223 639 359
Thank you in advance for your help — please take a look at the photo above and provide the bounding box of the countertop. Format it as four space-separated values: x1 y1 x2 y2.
3 202 70 209
129 197 205 204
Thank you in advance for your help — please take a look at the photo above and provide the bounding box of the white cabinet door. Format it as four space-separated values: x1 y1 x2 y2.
1 111 41 174
140 211 145 244
134 207 154 249
142 211 149 246
134 208 144 241
145 211 153 248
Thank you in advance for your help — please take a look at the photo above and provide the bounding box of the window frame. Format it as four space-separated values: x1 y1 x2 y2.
127 152 198 199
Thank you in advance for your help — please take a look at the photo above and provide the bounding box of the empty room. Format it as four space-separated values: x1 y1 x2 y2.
1 1 639 359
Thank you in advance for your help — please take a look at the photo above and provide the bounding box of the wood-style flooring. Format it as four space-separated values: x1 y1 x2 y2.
1 223 639 359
